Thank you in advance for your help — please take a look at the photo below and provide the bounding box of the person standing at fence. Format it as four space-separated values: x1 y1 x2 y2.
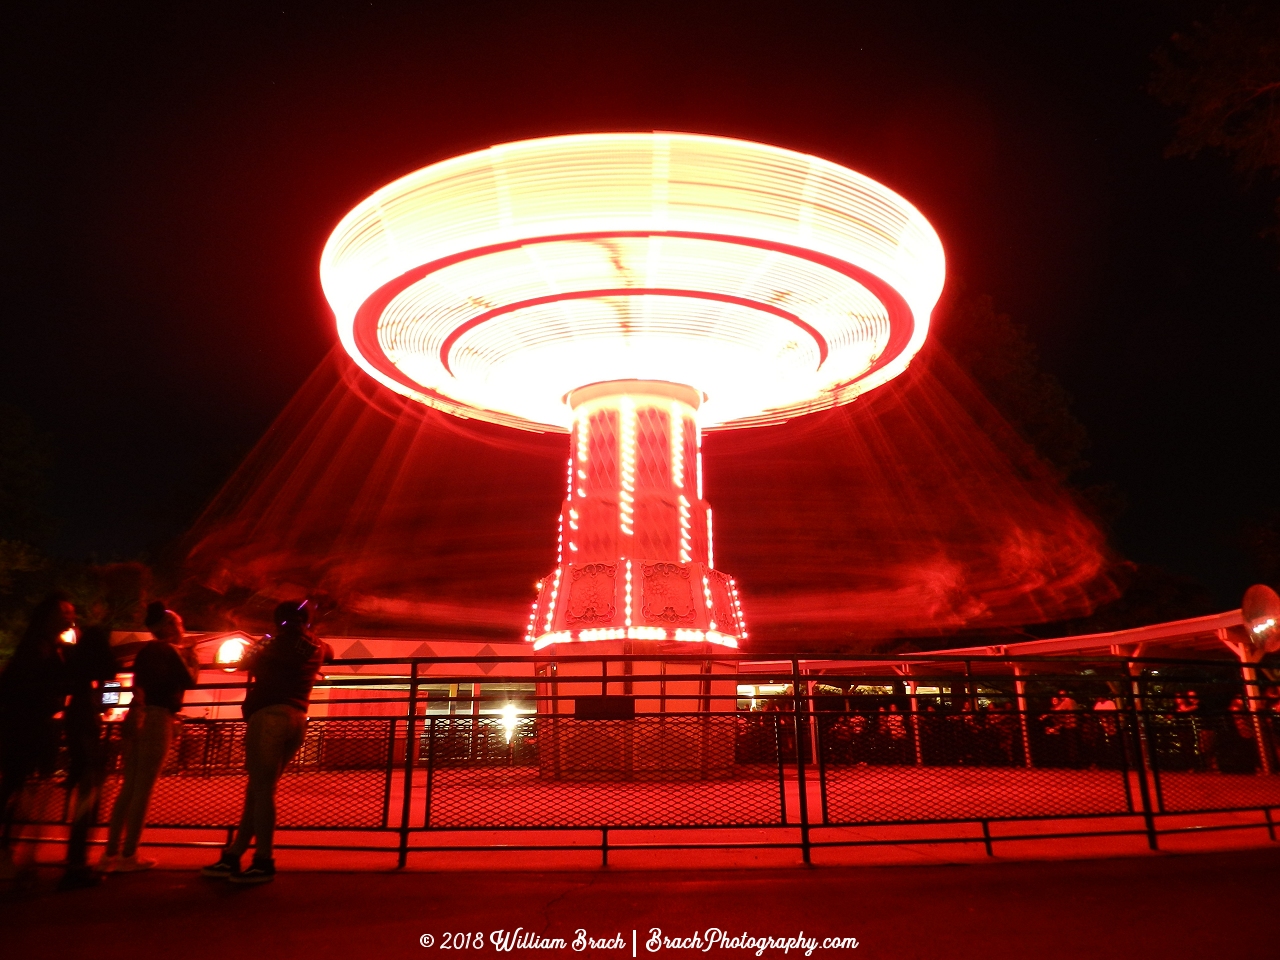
59 624 119 890
1218 693 1259 774
201 600 332 885
1042 690 1081 768
988 700 1018 766
1091 696 1121 768
1175 688 1216 772
1267 687 1280 769
881 702 910 763
100 602 199 872
0 594 75 881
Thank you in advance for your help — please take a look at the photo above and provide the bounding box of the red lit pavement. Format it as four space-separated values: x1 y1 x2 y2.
4 848 1279 960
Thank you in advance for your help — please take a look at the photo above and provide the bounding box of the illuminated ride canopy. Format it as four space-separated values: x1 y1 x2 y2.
322 133 946 650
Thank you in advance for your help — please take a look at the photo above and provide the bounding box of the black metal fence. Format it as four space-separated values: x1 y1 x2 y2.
12 652 1280 865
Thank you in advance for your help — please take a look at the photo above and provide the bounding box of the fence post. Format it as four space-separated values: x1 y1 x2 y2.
806 678 820 784
1013 664 1033 768
423 717 437 829
792 659 811 864
397 661 420 869
381 717 396 829
468 681 481 760
1238 658 1273 775
811 693 831 826
908 677 924 766
774 712 787 825
698 660 712 780
1125 659 1159 851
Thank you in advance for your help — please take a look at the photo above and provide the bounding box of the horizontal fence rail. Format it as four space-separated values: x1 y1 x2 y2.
12 652 1280 865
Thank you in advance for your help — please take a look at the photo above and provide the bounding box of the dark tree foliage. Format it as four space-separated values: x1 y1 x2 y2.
1031 561 1218 638
932 290 1125 535
930 292 1224 636
0 405 155 660
1151 5 1280 233
1240 511 1280 589
1 556 157 663
934 293 1091 481
0 403 52 544
1152 8 1280 604
0 404 53 657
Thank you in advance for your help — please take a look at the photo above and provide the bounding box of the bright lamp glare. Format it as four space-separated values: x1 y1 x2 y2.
216 635 250 668
501 703 519 744
59 628 77 645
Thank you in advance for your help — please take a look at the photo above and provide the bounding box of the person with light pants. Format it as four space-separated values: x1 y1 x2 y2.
101 603 198 872
202 600 331 884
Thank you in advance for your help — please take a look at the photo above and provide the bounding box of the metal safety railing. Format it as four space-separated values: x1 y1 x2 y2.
12 652 1280 865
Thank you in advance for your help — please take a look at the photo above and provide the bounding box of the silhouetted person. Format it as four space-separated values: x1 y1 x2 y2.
1092 696 1121 768
1175 688 1216 771
101 602 198 872
0 593 75 880
202 600 332 884
59 624 118 890
1267 686 1280 769
1219 694 1260 774
988 700 1018 766
1042 691 1081 768
881 702 909 763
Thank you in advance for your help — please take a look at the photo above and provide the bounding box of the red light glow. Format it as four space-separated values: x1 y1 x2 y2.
181 138 1111 650
216 634 251 668
181 347 1114 647
322 133 945 433
322 134 945 651
524 380 745 649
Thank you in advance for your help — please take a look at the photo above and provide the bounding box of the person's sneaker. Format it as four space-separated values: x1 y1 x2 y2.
57 867 103 891
95 854 119 873
228 858 275 884
111 854 157 872
200 853 241 879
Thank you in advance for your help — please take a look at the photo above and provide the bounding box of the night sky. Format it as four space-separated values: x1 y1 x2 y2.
4 2 1278 614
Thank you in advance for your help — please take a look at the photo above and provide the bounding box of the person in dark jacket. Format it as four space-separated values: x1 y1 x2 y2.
0 593 75 879
202 600 332 884
58 625 118 890
101 601 198 872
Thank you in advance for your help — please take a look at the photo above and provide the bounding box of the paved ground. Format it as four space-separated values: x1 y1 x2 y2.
4 848 1277 960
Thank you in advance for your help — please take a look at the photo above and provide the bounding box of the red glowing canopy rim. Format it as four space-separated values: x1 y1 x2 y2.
322 133 946 432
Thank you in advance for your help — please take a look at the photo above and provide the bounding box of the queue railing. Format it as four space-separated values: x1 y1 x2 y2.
11 652 1280 865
